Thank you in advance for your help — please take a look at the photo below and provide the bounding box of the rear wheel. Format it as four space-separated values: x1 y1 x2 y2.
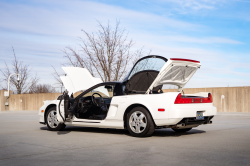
46 107 66 131
172 128 192 132
127 107 155 137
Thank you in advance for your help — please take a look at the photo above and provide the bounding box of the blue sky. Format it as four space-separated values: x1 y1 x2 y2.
0 0 250 90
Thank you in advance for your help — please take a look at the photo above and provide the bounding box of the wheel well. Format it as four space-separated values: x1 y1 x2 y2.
123 104 156 129
44 104 56 124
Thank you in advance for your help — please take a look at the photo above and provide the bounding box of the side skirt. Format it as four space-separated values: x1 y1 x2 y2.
65 119 124 129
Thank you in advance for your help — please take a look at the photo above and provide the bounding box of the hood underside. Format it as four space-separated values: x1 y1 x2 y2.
60 67 109 96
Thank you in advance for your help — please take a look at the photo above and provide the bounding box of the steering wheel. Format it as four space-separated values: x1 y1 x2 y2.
91 93 104 107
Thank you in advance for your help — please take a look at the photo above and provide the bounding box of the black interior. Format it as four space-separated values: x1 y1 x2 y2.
124 70 163 94
74 96 111 120
68 83 124 120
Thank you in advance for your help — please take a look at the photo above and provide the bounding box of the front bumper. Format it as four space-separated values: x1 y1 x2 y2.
38 105 46 123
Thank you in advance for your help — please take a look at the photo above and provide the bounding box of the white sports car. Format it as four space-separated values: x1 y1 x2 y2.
39 55 216 137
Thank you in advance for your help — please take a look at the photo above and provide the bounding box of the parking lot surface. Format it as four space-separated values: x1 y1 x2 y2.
0 111 250 166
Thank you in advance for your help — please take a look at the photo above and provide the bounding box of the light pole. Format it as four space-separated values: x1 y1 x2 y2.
4 73 20 110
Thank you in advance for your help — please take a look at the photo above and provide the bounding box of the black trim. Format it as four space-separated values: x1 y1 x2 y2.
73 121 100 123
58 95 65 122
57 95 63 100
122 55 168 83
177 116 214 126
39 122 46 125
135 55 168 63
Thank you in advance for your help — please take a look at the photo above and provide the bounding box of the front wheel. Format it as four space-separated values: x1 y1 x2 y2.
127 107 155 137
46 107 66 131
172 128 192 132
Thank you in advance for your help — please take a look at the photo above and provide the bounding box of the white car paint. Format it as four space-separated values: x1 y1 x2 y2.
147 59 201 93
39 92 216 128
39 57 216 130
38 100 57 123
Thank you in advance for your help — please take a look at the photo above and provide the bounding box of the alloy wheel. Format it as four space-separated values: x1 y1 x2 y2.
129 111 147 133
47 110 59 128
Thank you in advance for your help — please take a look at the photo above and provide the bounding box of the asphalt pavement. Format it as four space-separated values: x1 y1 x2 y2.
0 111 250 166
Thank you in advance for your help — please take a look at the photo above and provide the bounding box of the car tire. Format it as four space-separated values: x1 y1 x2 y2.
127 107 155 137
172 128 192 132
46 107 66 131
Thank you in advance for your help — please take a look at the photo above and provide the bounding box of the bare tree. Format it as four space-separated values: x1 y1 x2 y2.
62 20 148 82
51 65 65 93
28 84 57 93
52 66 63 85
0 47 39 94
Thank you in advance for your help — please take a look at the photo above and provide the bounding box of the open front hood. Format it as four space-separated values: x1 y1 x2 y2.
146 58 201 93
60 67 109 96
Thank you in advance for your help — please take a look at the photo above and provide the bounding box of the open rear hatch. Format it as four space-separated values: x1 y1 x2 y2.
122 56 201 94
146 58 201 93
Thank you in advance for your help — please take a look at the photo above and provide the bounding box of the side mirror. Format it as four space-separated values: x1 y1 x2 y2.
104 85 112 90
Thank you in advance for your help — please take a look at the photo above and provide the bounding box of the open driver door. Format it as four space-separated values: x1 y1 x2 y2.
57 90 71 123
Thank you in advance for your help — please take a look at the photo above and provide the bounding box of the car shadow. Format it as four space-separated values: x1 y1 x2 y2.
60 126 130 135
40 126 129 135
40 126 205 137
152 128 206 137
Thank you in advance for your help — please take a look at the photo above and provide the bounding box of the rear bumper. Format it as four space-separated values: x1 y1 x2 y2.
176 116 214 125
169 103 217 118
154 103 217 126
155 116 214 127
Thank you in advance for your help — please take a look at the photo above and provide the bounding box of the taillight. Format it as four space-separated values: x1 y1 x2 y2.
174 93 213 104
208 93 213 102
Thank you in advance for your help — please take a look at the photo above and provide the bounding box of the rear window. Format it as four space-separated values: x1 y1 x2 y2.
128 57 166 79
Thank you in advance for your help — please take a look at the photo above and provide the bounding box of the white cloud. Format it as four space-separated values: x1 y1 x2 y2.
0 0 201 38
0 0 249 88
166 36 243 44
131 33 243 45
141 0 226 14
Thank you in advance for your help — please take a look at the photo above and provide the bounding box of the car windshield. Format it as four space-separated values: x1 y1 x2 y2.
127 56 166 79
83 85 114 98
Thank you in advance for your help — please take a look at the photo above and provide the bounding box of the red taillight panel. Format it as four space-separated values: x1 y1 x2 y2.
174 93 213 104
170 58 200 63
208 93 213 102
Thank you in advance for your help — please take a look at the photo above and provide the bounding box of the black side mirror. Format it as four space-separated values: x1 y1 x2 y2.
104 85 112 90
